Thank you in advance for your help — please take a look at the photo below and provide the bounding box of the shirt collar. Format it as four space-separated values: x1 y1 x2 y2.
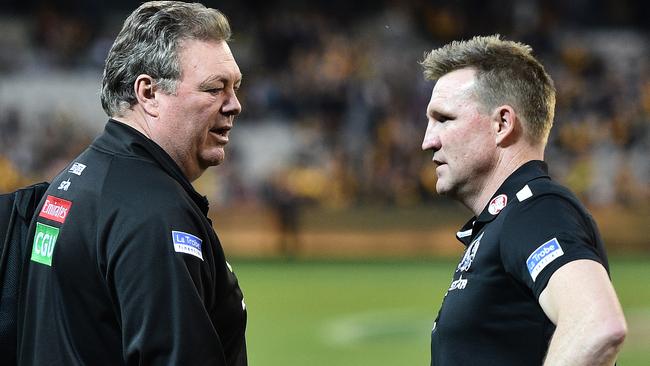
94 119 210 215
456 160 550 245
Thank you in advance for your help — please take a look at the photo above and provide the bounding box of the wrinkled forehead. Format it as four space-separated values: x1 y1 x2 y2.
178 39 241 79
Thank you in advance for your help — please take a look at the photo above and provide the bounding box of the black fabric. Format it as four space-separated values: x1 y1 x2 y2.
0 182 49 366
430 160 611 365
17 120 246 366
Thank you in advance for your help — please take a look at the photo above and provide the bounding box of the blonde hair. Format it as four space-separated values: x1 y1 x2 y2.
421 35 556 145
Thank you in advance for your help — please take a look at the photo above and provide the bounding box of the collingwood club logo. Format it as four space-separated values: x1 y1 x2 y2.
449 232 484 291
457 232 483 272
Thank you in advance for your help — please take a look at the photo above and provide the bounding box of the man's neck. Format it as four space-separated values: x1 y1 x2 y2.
466 146 544 216
110 111 197 182
111 109 154 140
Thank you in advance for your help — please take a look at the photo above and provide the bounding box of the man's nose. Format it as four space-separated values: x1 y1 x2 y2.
422 121 440 151
222 92 242 116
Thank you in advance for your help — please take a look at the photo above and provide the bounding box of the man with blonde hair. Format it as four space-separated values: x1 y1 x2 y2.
421 35 626 365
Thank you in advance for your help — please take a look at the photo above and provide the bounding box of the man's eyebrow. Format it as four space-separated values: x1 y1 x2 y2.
427 108 453 120
199 74 243 88
199 75 225 88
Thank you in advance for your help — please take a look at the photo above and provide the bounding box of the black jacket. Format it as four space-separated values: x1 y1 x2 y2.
17 120 247 365
0 182 48 365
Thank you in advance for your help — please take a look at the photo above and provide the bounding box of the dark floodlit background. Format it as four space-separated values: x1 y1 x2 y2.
1 1 648 364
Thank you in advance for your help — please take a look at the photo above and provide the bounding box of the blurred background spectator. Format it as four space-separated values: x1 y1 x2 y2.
1 0 649 212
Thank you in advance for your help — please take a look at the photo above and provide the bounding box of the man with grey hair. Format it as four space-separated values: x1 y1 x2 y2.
18 2 246 365
421 35 626 365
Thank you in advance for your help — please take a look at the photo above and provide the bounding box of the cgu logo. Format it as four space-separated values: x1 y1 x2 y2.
39 195 72 224
34 229 57 257
31 222 60 266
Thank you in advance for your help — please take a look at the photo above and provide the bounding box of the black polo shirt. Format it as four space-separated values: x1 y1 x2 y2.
18 120 247 365
430 160 609 365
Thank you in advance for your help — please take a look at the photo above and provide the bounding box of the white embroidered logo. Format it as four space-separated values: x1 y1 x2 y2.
449 232 484 292
57 179 71 191
68 162 86 176
457 232 484 272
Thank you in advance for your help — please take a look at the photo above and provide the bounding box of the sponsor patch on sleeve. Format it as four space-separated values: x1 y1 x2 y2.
526 237 564 282
171 231 203 260
31 222 59 266
38 195 72 224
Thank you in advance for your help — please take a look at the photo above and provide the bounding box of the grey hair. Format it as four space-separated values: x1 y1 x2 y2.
100 1 232 117
420 35 556 145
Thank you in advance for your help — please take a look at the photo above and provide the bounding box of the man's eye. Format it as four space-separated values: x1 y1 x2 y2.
204 86 224 94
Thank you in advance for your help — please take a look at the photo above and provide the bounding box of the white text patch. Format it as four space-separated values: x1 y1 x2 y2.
526 237 564 282
172 230 203 261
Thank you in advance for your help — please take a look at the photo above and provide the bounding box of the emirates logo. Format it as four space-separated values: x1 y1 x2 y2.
38 195 72 224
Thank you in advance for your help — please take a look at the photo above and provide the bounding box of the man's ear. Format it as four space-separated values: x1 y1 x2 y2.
492 105 519 147
134 75 159 117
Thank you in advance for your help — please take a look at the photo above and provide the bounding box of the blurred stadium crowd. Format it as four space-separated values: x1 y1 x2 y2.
1 0 649 210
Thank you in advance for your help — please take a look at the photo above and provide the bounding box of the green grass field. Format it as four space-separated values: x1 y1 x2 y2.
233 258 650 365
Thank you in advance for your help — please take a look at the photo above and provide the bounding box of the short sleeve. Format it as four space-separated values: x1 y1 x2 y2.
500 195 605 299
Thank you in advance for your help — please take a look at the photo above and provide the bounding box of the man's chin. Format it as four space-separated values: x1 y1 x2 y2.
200 152 226 169
435 181 449 195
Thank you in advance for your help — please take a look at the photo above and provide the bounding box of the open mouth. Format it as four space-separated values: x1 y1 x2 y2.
210 126 231 142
